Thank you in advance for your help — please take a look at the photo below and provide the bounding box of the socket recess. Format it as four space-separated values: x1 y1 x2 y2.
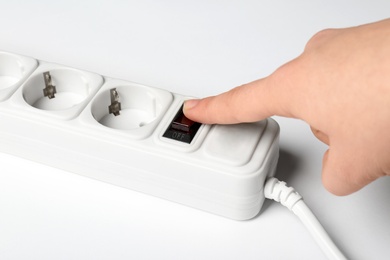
88 78 173 139
0 51 38 101
13 62 103 120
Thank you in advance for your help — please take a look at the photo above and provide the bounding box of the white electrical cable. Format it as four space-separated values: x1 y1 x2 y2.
264 177 347 260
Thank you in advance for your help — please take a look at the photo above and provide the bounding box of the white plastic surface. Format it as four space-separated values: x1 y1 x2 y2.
204 123 265 166
0 51 38 101
0 51 280 221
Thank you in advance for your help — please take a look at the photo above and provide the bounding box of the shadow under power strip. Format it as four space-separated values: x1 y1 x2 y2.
0 51 280 220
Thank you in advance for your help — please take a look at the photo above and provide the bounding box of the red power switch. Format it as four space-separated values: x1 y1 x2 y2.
163 104 202 143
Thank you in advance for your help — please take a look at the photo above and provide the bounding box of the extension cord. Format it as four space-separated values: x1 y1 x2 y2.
0 50 347 259
0 51 280 220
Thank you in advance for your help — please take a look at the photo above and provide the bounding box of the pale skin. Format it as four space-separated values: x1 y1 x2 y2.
184 18 390 196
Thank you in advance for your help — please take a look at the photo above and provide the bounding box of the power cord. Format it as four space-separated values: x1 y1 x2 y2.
264 177 347 260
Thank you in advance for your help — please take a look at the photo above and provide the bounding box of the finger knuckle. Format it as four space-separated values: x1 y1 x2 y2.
306 28 337 50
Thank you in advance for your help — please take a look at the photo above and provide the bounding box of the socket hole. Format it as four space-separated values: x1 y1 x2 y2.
22 69 90 111
91 85 162 130
0 54 24 90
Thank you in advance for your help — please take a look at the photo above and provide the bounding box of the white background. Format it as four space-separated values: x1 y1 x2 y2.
1 1 389 259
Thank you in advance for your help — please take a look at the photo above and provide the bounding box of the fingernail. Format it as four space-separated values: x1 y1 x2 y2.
184 99 199 111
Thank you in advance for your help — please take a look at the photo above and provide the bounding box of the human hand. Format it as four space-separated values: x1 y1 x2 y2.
183 19 390 196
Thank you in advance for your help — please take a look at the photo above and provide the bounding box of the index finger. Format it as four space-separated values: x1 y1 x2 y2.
183 61 302 124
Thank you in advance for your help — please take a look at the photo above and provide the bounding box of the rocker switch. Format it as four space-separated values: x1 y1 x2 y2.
163 104 201 144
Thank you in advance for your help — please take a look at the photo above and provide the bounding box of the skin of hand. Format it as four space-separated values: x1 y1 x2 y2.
183 18 390 196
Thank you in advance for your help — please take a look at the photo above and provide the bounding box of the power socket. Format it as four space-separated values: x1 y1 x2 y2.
0 51 280 220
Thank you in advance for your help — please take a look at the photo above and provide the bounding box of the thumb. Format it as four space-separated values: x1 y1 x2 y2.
321 148 378 196
183 66 302 124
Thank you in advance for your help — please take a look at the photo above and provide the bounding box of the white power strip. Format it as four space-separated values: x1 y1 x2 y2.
0 50 280 220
